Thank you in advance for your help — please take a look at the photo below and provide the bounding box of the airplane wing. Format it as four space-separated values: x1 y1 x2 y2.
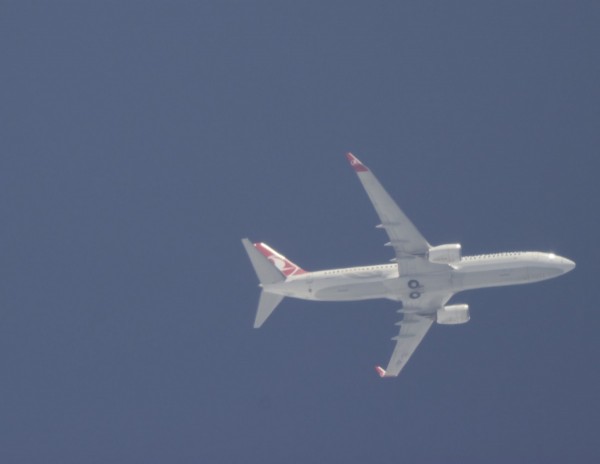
346 152 430 258
376 292 453 378
345 154 454 376
376 314 433 377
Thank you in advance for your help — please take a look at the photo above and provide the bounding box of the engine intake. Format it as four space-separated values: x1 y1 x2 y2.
437 304 470 325
428 243 461 264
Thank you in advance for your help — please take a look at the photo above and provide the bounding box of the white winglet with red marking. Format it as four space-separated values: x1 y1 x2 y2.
375 366 387 378
346 152 369 172
254 242 307 277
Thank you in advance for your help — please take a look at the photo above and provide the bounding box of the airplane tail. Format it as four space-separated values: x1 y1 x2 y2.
241 239 307 328
251 241 307 278
254 291 284 328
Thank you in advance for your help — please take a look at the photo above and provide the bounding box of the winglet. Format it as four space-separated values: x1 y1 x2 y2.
375 365 387 378
346 152 369 172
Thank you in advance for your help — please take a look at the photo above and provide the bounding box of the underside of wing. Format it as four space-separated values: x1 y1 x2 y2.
346 153 444 276
376 292 454 377
346 153 430 257
376 314 433 378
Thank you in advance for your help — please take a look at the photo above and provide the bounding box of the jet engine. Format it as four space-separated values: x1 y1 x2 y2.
437 304 470 325
428 243 462 264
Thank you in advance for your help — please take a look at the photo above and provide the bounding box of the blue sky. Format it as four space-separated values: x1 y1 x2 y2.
1 2 598 462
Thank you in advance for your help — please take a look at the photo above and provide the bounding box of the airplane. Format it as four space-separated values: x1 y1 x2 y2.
242 153 575 377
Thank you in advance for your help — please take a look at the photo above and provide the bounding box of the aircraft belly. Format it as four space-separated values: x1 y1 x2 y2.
313 281 390 301
527 266 563 282
458 268 531 290
382 272 454 296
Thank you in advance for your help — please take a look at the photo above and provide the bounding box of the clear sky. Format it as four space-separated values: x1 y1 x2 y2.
1 2 598 463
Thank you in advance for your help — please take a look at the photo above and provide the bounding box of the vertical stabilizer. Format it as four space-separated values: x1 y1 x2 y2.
241 238 285 285
253 242 307 277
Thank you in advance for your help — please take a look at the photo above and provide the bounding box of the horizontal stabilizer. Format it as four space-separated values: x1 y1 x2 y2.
254 290 284 328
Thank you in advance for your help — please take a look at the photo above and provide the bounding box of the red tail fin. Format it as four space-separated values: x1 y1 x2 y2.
254 243 307 277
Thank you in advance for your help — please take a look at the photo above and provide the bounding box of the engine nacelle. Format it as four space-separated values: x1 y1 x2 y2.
428 243 462 264
437 304 470 325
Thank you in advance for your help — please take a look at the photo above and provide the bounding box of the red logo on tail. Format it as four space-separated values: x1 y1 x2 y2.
254 243 307 277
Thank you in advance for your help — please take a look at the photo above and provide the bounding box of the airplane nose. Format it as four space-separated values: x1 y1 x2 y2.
561 258 576 273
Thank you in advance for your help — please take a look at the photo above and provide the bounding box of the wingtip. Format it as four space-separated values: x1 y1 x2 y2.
346 152 369 172
375 365 387 378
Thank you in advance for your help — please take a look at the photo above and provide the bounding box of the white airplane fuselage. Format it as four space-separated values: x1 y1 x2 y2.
264 252 574 304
